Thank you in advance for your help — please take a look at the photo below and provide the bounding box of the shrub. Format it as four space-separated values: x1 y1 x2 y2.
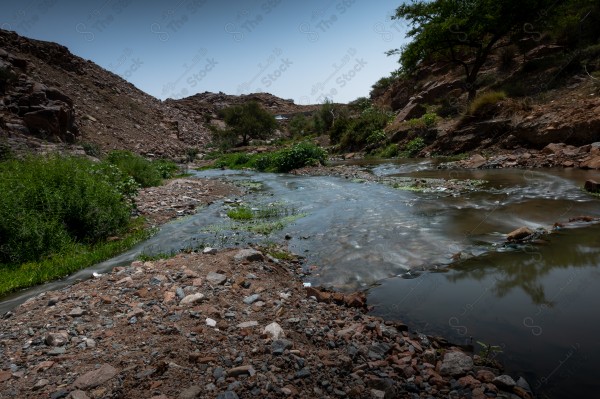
106 150 162 187
336 106 391 151
269 142 327 173
403 137 426 157
81 142 101 157
407 112 438 130
288 114 312 137
467 91 506 116
378 143 399 158
154 159 179 179
0 156 131 264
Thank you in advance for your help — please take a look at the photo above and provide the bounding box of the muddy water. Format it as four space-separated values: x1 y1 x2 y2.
2 160 599 398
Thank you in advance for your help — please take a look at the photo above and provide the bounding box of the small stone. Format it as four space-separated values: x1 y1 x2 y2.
368 342 391 360
271 339 292 355
69 307 85 317
178 385 203 399
243 294 260 305
234 249 264 262
493 374 516 390
294 368 311 379
0 370 11 382
45 332 68 347
371 389 386 399
70 391 91 399
236 321 258 329
227 365 255 377
180 293 205 305
206 318 217 327
47 297 59 306
203 247 218 254
33 378 49 390
74 364 118 389
263 322 285 340
47 347 66 356
50 390 70 399
216 392 239 399
476 369 496 383
176 287 185 299
213 367 225 379
206 272 227 285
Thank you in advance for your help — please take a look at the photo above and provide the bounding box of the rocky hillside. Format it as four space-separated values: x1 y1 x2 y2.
0 30 318 160
166 91 320 121
373 40 600 160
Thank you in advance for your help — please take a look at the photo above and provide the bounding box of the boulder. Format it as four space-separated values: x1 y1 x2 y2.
506 227 534 241
581 156 600 169
541 142 565 155
584 179 600 193
22 105 75 142
439 351 473 376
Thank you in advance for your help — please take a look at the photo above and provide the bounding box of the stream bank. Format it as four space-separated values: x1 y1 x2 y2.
0 248 527 399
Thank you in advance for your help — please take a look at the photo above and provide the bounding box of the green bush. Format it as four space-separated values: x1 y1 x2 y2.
81 142 101 157
268 142 327 173
378 143 399 158
210 143 327 173
403 137 426 157
467 91 506 116
335 106 392 151
106 150 162 187
154 159 179 179
214 152 253 169
0 156 131 264
288 114 312 137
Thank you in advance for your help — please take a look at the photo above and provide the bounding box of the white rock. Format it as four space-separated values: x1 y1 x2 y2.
263 322 285 340
179 293 205 305
203 247 218 255
236 321 258 328
206 318 217 327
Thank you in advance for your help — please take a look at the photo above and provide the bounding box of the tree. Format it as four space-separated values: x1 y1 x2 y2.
388 0 553 101
221 101 277 146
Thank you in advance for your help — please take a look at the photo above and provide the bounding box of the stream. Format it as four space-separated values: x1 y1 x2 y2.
2 159 600 398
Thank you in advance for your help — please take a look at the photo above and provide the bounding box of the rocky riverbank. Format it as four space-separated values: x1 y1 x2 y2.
0 245 534 399
135 177 241 228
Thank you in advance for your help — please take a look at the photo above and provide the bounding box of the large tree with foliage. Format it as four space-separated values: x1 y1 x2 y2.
221 101 277 146
388 0 553 101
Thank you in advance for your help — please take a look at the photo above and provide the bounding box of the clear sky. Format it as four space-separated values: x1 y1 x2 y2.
0 1 407 104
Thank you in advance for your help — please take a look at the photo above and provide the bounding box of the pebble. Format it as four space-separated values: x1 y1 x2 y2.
179 293 205 305
236 321 258 328
243 294 260 305
202 318 215 328
271 339 292 355
263 322 285 340
206 272 227 285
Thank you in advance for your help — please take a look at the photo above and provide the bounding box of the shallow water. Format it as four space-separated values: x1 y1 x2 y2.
2 160 599 398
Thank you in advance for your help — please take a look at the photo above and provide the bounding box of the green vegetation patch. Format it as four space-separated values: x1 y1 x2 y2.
208 142 327 173
0 219 150 296
0 151 176 295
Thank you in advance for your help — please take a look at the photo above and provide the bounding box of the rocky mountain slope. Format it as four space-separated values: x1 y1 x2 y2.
373 40 600 161
0 30 317 160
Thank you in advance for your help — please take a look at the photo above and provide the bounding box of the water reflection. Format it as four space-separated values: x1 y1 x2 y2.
447 227 600 305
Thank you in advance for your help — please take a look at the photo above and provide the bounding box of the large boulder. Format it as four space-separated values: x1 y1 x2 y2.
23 104 76 142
